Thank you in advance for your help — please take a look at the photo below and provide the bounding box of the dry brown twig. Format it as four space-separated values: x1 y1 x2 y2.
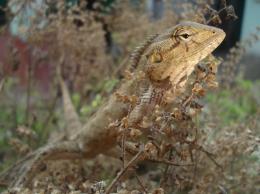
105 145 145 194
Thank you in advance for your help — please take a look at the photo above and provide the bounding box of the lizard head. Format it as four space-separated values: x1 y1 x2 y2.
145 21 226 84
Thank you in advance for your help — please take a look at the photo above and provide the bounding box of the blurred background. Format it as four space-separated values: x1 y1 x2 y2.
0 0 259 87
0 0 259 193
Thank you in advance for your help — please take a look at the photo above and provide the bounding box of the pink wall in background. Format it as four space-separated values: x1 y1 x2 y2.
0 31 53 93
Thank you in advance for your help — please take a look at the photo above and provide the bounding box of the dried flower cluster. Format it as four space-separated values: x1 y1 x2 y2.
104 55 223 194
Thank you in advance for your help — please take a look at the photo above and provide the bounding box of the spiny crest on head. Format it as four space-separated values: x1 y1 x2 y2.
130 33 159 71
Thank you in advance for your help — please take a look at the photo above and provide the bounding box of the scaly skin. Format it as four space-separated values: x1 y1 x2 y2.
128 21 225 125
0 22 225 188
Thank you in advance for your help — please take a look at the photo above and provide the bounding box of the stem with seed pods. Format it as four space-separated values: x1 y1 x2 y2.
105 146 145 194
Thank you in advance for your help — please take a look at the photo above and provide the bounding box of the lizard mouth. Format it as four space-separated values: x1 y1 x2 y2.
186 28 226 61
210 28 226 46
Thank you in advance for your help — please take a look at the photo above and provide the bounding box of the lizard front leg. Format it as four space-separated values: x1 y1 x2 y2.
128 85 159 125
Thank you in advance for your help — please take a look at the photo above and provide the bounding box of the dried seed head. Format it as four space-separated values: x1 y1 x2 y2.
129 128 142 139
145 142 158 158
192 83 205 96
152 188 164 194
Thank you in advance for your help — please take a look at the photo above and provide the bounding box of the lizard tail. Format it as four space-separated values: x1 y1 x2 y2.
56 56 82 139
0 141 82 188
59 74 82 135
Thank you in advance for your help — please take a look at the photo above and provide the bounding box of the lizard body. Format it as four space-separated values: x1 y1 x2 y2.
0 21 225 188
128 21 225 125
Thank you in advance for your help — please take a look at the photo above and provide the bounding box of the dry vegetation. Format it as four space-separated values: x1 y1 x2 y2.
0 0 259 194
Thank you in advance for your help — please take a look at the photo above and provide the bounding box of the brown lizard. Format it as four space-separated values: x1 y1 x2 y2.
0 21 225 188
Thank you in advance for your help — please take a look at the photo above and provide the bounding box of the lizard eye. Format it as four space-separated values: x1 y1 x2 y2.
180 33 190 39
179 33 191 41
174 29 192 42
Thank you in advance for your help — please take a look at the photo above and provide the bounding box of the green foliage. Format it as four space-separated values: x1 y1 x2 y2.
72 92 81 109
80 78 119 118
80 94 103 117
103 78 119 93
0 78 61 168
95 78 119 93
206 79 259 125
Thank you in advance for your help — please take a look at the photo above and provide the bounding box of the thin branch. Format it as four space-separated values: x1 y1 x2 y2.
105 146 144 194
40 93 59 140
159 149 173 187
199 147 223 170
121 127 126 168
182 93 194 107
112 56 129 77
124 142 194 167
149 158 194 167
206 6 228 25
135 173 148 193
25 60 32 125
